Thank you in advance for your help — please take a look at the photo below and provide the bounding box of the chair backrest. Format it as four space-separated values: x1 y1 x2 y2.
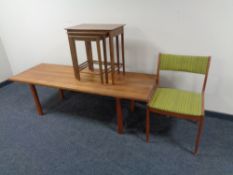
159 54 210 74
157 53 211 92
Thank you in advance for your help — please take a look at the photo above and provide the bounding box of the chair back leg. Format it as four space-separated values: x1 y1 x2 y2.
194 117 204 155
146 108 150 142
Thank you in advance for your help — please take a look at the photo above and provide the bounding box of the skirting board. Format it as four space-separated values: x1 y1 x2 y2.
1 80 232 121
0 80 12 88
205 110 233 122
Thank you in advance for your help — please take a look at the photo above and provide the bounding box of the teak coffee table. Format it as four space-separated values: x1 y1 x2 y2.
66 24 125 84
9 63 156 133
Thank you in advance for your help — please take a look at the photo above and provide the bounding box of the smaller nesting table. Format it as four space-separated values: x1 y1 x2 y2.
66 24 126 84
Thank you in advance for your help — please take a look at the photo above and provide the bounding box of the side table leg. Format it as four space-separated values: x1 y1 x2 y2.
116 35 120 73
103 38 109 83
96 39 104 84
109 35 115 84
68 36 81 80
85 41 94 71
121 32 125 74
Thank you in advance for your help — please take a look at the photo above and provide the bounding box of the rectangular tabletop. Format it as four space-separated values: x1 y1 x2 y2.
66 24 125 31
9 64 156 102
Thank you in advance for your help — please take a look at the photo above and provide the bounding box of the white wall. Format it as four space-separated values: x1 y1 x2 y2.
0 0 233 114
0 38 12 82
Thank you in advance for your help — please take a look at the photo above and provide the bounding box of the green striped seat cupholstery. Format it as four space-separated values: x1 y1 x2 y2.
149 88 202 116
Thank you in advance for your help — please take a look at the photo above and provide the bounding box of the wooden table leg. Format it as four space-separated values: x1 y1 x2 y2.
130 100 135 112
59 89 64 100
116 98 123 134
109 35 115 84
29 84 43 115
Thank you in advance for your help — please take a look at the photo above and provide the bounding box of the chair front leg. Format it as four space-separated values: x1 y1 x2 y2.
194 117 204 155
146 108 150 143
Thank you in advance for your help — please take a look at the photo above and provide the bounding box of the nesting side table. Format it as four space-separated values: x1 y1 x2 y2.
66 24 125 84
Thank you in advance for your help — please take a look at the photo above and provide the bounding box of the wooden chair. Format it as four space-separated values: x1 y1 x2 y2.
146 53 211 155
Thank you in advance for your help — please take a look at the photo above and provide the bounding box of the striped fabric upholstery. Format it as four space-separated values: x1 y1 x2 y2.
149 88 202 116
159 54 209 74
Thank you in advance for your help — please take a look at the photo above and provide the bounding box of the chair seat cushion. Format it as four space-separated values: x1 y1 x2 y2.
148 88 203 116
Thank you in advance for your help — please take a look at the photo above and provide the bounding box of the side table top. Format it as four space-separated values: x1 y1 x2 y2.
65 24 125 31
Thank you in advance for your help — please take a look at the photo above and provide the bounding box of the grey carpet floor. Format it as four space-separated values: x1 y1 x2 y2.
0 83 232 175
